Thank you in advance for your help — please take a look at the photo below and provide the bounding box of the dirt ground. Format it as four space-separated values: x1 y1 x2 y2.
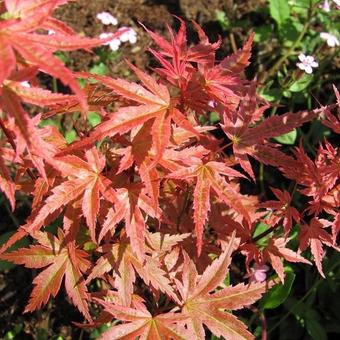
54 0 266 72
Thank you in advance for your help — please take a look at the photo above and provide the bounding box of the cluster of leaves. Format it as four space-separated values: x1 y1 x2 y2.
0 1 339 339
217 0 339 119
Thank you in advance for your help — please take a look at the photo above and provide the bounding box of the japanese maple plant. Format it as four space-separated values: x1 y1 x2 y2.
0 1 339 339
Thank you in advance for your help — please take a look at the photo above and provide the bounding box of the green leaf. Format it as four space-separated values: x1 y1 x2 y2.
89 323 112 339
253 222 272 247
306 317 327 340
259 88 281 102
5 331 15 340
54 51 70 64
273 129 297 145
268 0 290 27
88 111 102 127
65 129 77 144
209 111 220 124
77 78 86 88
223 272 230 286
290 0 311 16
211 336 223 340
261 272 295 309
39 118 60 129
283 90 292 98
90 62 108 76
83 241 97 251
215 10 230 30
289 74 313 92
280 18 301 46
254 26 272 43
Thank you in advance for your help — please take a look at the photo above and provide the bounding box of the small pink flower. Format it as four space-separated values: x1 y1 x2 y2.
247 264 270 283
296 54 319 74
96 12 118 26
320 32 340 47
321 0 331 11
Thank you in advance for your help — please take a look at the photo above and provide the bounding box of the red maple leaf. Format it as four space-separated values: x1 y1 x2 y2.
176 232 268 339
95 298 189 340
0 0 118 110
261 187 300 235
59 64 198 162
221 84 318 179
86 232 180 307
168 159 249 255
18 147 116 243
299 217 338 277
0 228 91 320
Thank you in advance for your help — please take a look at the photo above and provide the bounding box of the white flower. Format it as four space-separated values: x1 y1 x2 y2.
320 32 340 47
96 12 118 26
129 33 137 44
99 32 113 45
20 81 30 88
296 53 319 74
333 0 340 7
118 27 137 44
47 29 55 35
109 38 121 51
99 32 121 51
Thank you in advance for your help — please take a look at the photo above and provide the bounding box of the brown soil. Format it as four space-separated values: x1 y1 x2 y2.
54 0 267 73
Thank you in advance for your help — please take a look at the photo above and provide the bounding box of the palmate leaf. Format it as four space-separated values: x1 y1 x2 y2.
299 218 337 277
196 33 255 111
4 79 75 106
0 229 91 320
57 70 170 155
176 232 268 339
0 148 117 251
143 16 220 67
264 238 311 283
58 67 198 162
168 160 249 255
261 187 300 236
0 0 117 110
0 89 58 180
220 32 255 74
33 148 114 238
97 181 160 259
95 299 189 340
86 234 179 307
222 94 320 179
